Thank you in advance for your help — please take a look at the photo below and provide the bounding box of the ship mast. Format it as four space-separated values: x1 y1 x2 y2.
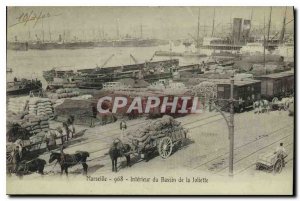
48 22 52 42
197 8 200 52
211 8 215 37
249 8 253 40
263 14 266 74
266 7 272 48
42 17 45 43
279 7 287 44
116 18 120 40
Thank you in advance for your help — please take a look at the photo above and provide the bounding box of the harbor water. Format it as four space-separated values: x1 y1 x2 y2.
7 45 207 87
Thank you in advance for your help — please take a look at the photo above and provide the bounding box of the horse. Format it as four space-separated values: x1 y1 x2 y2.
108 140 131 172
253 100 270 114
49 151 89 176
16 158 46 177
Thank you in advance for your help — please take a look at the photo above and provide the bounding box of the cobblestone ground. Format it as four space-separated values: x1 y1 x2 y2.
7 109 294 194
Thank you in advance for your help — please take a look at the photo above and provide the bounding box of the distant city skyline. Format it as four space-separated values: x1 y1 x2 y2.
7 6 294 41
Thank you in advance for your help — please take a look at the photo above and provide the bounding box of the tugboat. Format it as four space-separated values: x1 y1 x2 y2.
7 78 42 96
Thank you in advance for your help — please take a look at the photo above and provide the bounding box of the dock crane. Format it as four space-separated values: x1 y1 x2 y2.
95 54 115 71
101 54 115 68
92 54 115 76
130 54 138 64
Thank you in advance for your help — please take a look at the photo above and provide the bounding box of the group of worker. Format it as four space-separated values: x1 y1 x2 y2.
45 116 75 152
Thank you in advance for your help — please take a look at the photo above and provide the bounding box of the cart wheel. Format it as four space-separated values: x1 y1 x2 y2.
6 152 13 163
273 158 283 174
158 137 173 159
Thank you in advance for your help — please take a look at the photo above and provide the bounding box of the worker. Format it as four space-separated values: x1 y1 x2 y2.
45 130 56 152
29 91 34 97
275 143 287 167
56 127 64 145
275 143 287 155
63 122 70 141
120 121 127 141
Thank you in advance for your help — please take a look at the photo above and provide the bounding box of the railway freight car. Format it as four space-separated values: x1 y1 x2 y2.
187 77 262 112
254 71 294 101
214 79 262 112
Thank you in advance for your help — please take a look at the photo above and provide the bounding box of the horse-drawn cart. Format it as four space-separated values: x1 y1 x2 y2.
271 97 294 111
6 137 45 168
133 127 187 159
124 115 188 160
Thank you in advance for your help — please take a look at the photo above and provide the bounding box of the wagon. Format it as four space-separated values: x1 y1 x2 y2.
255 71 294 102
271 97 294 111
256 152 288 174
6 137 45 167
6 126 76 164
128 126 188 159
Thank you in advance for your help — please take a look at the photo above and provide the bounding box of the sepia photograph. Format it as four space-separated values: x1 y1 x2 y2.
5 6 295 195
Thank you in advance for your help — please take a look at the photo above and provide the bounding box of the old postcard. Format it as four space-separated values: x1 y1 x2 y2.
6 6 294 195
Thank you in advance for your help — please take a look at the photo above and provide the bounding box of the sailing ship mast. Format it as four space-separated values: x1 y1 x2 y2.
249 8 253 41
211 8 215 37
266 7 272 47
48 22 52 42
263 14 266 73
42 17 45 43
197 8 200 52
279 7 287 44
116 18 120 40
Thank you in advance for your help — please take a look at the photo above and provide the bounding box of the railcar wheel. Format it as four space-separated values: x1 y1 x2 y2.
273 158 283 174
158 137 173 159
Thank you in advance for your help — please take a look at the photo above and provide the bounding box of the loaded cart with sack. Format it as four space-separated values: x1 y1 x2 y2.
122 115 188 160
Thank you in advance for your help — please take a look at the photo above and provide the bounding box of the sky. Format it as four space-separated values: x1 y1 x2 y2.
7 6 294 41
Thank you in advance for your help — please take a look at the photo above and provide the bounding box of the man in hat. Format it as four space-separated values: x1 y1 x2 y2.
275 143 286 155
45 131 56 152
275 143 287 167
56 127 64 145
120 121 127 141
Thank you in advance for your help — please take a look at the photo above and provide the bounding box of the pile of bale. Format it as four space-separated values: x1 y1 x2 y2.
29 131 47 144
6 115 49 145
26 98 54 120
22 115 50 136
123 115 187 149
48 88 80 99
7 111 28 126
191 81 217 100
7 97 29 114
7 97 55 146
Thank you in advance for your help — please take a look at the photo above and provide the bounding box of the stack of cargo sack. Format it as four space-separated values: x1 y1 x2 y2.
7 97 29 114
25 98 54 120
22 115 50 136
48 88 80 99
123 115 187 150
